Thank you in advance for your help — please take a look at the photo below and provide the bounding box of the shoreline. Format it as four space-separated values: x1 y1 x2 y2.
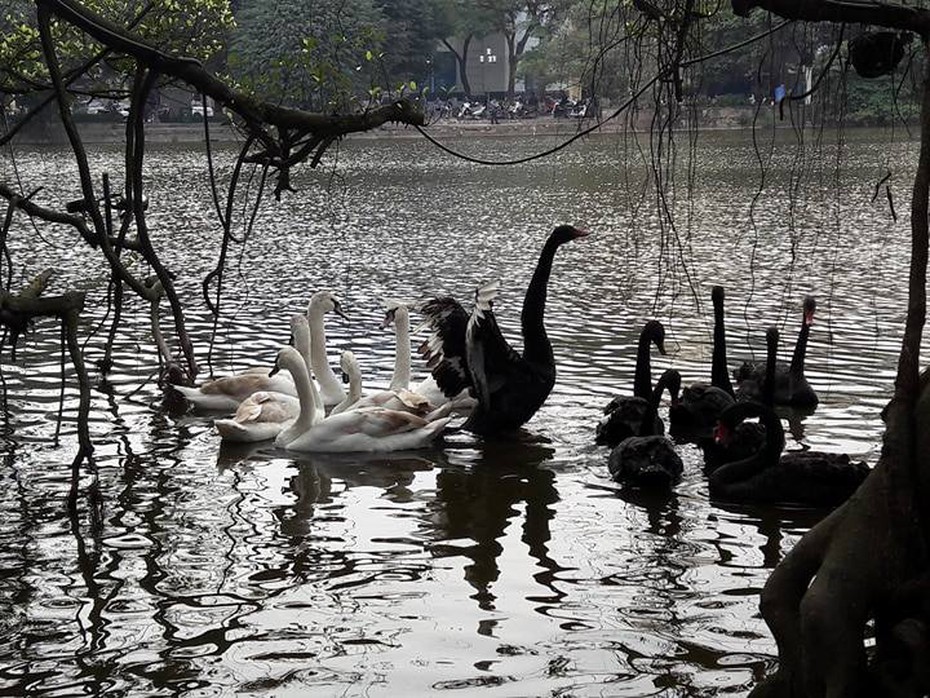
9 106 768 146
9 107 902 146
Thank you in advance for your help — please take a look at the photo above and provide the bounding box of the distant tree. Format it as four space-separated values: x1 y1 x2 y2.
432 0 498 95
379 0 447 88
228 0 384 111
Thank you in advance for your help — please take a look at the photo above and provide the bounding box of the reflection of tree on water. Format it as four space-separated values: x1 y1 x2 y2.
424 436 564 615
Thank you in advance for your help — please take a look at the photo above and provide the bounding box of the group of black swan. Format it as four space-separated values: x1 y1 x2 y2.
415 224 867 509
174 223 869 508
596 285 868 506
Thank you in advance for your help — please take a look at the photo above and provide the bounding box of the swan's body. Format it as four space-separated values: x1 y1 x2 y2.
419 224 590 435
214 391 301 442
608 369 684 490
596 320 667 448
272 346 450 453
307 290 349 407
733 296 818 408
710 401 869 507
670 285 735 442
172 314 309 412
214 314 313 441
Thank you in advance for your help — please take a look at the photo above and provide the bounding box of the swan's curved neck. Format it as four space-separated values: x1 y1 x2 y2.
640 373 668 430
711 295 734 396
763 333 778 406
712 406 785 487
633 331 655 399
520 235 560 364
287 349 323 431
790 319 811 377
390 308 411 391
294 318 312 371
308 308 343 395
331 359 362 415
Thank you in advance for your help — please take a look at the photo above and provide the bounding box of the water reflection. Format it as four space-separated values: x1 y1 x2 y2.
427 437 560 614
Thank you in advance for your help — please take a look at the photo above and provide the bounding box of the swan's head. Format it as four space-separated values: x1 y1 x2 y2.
765 326 779 354
715 401 766 444
308 291 348 320
339 350 359 383
659 368 681 405
802 296 817 326
381 299 410 329
643 320 667 355
289 313 309 338
711 285 725 308
270 345 302 378
550 224 591 246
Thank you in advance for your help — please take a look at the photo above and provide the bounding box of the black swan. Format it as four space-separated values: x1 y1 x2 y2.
669 285 735 442
709 400 869 507
419 224 590 435
608 369 684 490
733 295 818 408
596 320 667 448
702 325 778 471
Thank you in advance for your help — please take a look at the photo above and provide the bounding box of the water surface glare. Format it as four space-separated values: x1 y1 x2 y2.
0 128 918 695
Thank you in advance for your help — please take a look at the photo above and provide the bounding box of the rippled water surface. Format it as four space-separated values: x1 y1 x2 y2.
0 128 921 696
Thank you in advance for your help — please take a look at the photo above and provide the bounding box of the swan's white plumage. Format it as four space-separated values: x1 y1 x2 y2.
214 390 301 442
272 345 450 453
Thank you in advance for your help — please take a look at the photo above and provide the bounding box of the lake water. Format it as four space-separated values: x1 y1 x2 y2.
0 127 918 696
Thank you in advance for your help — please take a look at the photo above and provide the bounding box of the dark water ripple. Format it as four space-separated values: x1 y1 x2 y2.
0 130 921 695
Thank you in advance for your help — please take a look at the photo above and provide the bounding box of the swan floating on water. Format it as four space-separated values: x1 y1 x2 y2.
171 314 304 412
596 320 668 448
213 314 312 442
418 224 590 435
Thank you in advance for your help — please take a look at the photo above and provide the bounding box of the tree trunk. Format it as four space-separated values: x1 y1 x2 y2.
443 35 472 95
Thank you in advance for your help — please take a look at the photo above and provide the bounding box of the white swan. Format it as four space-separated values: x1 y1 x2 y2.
171 315 303 412
307 290 348 407
330 350 441 417
213 314 312 442
272 346 450 453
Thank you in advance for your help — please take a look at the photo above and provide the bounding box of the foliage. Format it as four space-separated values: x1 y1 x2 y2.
0 0 234 98
227 0 387 111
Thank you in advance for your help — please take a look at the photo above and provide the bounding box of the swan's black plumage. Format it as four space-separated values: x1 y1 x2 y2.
709 400 869 507
669 285 735 441
420 224 589 435
596 320 667 448
733 296 819 408
608 369 684 490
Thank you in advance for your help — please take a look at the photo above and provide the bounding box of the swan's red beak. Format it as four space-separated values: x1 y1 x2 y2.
804 309 815 326
572 227 592 238
713 423 729 444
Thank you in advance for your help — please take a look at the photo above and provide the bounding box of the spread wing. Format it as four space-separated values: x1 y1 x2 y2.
418 296 472 398
465 280 523 408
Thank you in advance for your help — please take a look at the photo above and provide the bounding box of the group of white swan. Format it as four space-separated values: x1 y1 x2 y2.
173 291 472 452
